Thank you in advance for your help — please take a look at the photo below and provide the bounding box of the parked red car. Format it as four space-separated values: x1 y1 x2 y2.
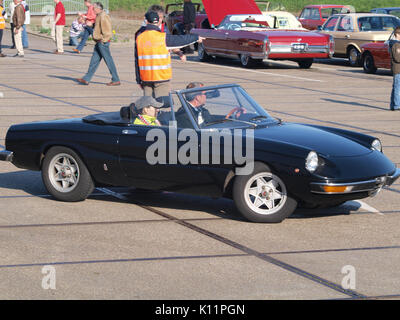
191 0 334 69
360 33 393 74
298 4 354 30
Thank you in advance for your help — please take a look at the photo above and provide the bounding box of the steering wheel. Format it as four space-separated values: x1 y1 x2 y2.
227 23 241 30
225 107 247 119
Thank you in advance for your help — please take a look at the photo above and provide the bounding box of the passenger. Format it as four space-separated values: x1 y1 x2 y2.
133 96 163 126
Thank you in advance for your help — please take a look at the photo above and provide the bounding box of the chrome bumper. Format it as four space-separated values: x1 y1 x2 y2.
0 150 13 162
310 168 400 194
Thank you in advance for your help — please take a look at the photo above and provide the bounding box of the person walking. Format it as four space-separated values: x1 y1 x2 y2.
53 0 65 54
0 0 6 57
12 0 25 57
73 0 96 53
390 27 400 111
135 10 202 98
77 2 120 86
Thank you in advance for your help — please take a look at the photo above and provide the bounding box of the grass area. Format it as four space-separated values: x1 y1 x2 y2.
109 0 400 14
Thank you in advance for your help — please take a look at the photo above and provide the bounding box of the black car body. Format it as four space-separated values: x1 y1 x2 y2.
1 84 399 222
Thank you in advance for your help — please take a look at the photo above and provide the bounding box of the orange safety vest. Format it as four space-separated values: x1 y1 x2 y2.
136 30 172 82
0 6 5 30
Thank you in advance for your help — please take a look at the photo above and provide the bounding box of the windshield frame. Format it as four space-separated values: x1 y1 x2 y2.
173 83 277 131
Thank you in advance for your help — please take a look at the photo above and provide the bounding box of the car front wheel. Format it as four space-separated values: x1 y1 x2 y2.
198 43 211 61
233 162 298 223
362 53 377 74
41 146 95 202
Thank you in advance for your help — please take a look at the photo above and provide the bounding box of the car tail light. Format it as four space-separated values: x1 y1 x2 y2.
329 35 335 57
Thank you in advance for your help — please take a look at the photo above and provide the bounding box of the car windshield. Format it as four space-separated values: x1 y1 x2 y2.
218 15 270 30
177 85 277 129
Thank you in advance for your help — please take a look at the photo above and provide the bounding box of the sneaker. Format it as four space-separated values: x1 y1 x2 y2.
73 49 80 53
13 54 24 57
0 53 6 57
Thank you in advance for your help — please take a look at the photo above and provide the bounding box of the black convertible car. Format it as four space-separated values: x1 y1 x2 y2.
1 84 399 223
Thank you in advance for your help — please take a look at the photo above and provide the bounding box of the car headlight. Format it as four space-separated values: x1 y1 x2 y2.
305 151 319 173
371 139 382 152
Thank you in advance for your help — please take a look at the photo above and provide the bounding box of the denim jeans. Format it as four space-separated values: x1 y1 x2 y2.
390 73 400 110
69 32 84 46
22 25 28 48
0 29 3 53
76 26 93 52
82 42 120 83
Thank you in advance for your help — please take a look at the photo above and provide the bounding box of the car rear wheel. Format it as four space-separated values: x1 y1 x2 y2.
198 43 211 61
42 146 94 202
297 58 313 69
239 54 261 68
233 162 298 223
362 53 377 74
348 47 361 67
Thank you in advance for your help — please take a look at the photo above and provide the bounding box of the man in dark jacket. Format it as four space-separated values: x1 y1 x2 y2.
135 10 203 99
390 27 400 111
182 0 196 53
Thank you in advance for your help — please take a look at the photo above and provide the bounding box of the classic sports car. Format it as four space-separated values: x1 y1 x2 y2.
192 14 334 68
1 84 399 223
318 13 400 67
360 32 393 74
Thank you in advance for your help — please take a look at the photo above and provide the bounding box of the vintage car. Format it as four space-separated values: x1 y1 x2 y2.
191 14 334 68
371 7 400 18
1 84 399 223
165 2 208 34
262 11 306 30
298 4 355 30
360 32 394 74
318 13 400 66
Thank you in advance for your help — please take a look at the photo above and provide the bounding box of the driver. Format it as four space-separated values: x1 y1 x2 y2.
175 82 213 128
175 82 248 128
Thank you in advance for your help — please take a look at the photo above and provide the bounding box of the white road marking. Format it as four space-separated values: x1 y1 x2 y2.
183 60 324 82
354 200 384 215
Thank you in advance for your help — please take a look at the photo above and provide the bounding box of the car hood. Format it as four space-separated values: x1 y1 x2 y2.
254 122 372 157
202 0 261 27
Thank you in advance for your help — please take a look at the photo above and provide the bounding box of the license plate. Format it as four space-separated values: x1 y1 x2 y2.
291 43 307 52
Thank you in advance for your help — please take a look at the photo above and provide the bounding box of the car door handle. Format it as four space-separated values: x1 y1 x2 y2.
122 129 138 135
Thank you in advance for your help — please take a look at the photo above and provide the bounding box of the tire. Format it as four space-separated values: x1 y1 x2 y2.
362 53 377 74
348 47 361 67
41 146 95 202
198 43 211 62
233 162 298 223
297 58 313 69
239 54 262 68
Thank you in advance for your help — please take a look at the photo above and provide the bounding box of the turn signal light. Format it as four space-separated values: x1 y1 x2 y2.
322 185 348 193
